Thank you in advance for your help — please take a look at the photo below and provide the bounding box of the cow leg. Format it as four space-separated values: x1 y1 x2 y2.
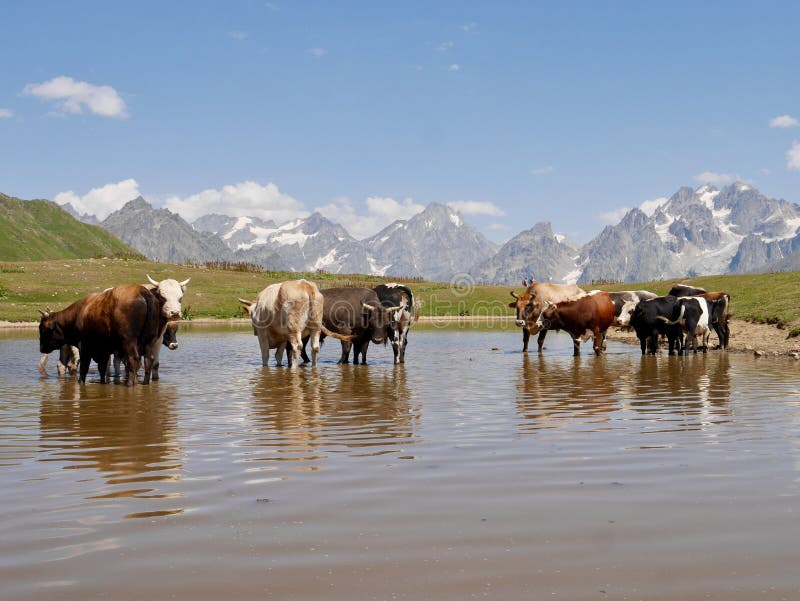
398 328 409 363
288 333 302 370
360 340 369 364
537 330 547 353
275 344 285 367
123 349 140 386
151 343 161 381
98 353 112 384
256 330 271 366
572 337 580 357
650 332 660 355
521 328 530 353
391 340 400 364
300 335 311 364
78 344 91 383
338 340 352 364
309 331 320 366
593 330 604 355
112 355 122 381
639 335 647 355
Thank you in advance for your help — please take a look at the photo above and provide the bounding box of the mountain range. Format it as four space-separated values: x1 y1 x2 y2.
47 182 800 283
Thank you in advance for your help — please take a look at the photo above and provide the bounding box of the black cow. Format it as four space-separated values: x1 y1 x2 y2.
629 296 684 355
297 287 401 364
373 283 416 364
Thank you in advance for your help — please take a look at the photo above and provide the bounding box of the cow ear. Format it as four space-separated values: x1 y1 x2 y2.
508 301 517 308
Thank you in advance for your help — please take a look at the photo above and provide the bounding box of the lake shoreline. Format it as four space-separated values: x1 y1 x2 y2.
5 315 799 358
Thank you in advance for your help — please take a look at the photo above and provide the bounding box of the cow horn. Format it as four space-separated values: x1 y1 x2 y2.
238 298 253 306
179 277 191 287
510 291 518 299
38 309 50 318
146 274 159 286
362 302 375 312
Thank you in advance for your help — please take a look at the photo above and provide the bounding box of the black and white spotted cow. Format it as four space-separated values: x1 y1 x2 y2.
373 283 416 364
657 296 713 354
609 290 659 328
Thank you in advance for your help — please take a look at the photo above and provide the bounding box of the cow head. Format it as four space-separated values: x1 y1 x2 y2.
363 301 402 344
38 308 64 354
616 300 638 327
509 290 532 328
535 301 560 331
147 275 190 319
162 321 179 350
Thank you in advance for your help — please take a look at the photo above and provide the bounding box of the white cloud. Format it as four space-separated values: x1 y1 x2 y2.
265 2 279 10
639 196 669 217
317 196 425 239
488 223 509 231
446 200 505 216
530 165 554 175
448 64 460 72
229 31 248 41
438 41 454 51
597 207 631 225
0 108 12 118
461 22 477 33
693 171 736 185
787 142 800 171
770 114 799 128
54 179 142 220
23 76 128 118
308 47 327 58
164 181 308 224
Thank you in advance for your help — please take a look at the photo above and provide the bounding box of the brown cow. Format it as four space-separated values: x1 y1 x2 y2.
535 291 616 356
239 279 355 368
38 277 187 385
508 280 586 352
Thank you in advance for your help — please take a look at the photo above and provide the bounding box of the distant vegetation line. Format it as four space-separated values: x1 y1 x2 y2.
1 258 798 328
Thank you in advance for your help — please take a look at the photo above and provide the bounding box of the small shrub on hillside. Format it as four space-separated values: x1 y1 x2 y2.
787 327 800 339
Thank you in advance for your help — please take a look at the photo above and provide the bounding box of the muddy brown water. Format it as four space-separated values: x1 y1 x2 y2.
1 326 799 600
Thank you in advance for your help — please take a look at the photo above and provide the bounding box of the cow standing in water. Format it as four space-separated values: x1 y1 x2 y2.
297 287 402 364
37 276 189 385
508 280 586 352
373 283 416 364
113 321 180 381
535 291 616 356
239 279 354 368
669 283 731 349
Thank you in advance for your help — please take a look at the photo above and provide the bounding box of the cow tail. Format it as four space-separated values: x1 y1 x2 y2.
656 304 685 325
320 325 357 341
138 288 155 353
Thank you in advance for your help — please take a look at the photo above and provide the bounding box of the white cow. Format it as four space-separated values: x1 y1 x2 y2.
239 279 353 368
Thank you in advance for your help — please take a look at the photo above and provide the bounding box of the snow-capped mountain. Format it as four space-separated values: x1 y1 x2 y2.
576 182 800 283
69 182 800 284
364 203 498 281
470 222 580 284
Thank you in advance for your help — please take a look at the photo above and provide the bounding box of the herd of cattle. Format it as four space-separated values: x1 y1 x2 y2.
35 274 731 386
37 277 416 385
508 280 730 357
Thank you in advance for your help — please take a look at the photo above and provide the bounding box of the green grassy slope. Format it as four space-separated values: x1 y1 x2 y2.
1 258 798 328
0 193 139 261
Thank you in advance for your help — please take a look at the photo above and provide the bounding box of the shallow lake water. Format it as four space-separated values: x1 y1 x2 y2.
1 326 800 600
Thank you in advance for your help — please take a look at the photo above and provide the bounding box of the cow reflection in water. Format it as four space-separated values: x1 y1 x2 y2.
515 354 619 432
248 366 417 461
621 353 732 427
38 380 182 504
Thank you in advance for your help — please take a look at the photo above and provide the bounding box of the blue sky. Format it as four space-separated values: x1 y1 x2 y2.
1 1 799 243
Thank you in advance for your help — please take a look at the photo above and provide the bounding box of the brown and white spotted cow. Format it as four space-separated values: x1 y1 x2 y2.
535 291 616 356
508 280 586 352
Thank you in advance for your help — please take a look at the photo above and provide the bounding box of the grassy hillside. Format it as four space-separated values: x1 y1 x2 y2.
1 257 798 328
0 193 139 261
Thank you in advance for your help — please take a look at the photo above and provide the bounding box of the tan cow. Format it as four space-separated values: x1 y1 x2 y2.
508 280 586 352
239 279 354 368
